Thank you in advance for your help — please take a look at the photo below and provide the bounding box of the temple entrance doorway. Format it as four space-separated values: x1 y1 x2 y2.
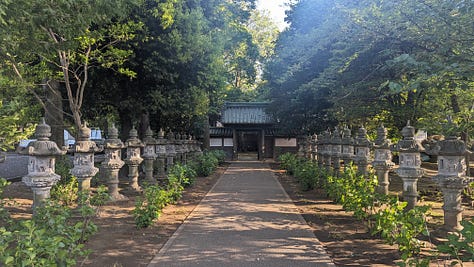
236 130 260 160
238 131 258 152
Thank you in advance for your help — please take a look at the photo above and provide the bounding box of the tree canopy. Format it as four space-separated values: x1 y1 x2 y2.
264 0 474 137
0 0 280 143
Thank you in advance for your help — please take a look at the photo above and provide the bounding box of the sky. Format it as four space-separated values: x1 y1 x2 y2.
256 0 291 31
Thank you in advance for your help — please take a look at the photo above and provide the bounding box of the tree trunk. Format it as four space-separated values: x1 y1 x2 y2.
44 80 64 147
202 114 210 151
119 110 133 140
138 111 150 139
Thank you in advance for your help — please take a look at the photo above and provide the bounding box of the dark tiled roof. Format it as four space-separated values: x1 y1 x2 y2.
210 127 233 137
210 127 298 137
222 102 274 124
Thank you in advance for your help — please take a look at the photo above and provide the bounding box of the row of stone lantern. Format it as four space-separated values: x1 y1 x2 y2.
297 122 472 232
18 118 203 210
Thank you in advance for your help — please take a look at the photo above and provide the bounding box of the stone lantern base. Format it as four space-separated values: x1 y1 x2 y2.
22 173 60 210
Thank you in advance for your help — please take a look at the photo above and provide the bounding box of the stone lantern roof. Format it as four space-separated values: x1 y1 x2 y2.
18 118 67 156
354 126 373 148
393 121 424 153
103 124 124 149
142 126 157 145
374 124 391 149
341 126 353 145
125 127 144 148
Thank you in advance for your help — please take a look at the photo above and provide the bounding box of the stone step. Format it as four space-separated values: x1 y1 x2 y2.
237 152 258 161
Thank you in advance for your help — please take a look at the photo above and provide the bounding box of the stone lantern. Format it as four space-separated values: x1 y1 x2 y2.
320 130 332 170
166 131 177 173
341 126 354 168
101 124 126 201
124 127 144 191
155 129 168 182
174 133 183 163
297 136 306 158
393 122 424 210
311 134 318 162
180 133 188 164
18 118 67 211
432 134 472 231
331 128 342 172
184 134 192 164
354 126 373 176
70 122 102 192
318 132 327 167
195 138 203 158
315 133 324 167
304 135 312 159
142 126 157 185
372 124 395 195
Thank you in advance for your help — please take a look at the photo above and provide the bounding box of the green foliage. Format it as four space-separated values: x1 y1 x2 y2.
208 150 226 164
438 218 474 265
373 201 431 266
51 156 78 205
293 160 321 191
134 158 208 229
194 151 220 177
278 153 300 175
326 167 379 222
265 0 474 135
0 99 37 151
168 163 197 188
279 157 433 265
82 0 265 133
133 185 171 229
0 183 107 266
0 178 11 221
0 0 143 129
278 152 323 191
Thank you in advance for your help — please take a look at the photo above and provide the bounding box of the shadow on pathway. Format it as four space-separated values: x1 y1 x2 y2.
148 161 335 267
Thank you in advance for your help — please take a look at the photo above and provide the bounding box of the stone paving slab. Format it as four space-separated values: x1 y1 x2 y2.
148 161 335 267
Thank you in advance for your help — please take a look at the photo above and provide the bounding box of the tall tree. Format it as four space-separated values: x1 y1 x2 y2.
0 0 143 137
82 0 262 137
264 0 474 136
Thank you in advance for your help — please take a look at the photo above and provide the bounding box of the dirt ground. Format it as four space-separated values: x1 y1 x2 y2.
2 162 474 266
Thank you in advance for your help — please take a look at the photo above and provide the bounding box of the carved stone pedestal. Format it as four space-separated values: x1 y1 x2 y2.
18 118 67 212
101 124 127 201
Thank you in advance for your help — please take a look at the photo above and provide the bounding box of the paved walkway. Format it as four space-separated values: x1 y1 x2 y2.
148 161 335 267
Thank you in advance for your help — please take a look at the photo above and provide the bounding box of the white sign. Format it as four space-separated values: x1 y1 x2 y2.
275 138 297 147
223 138 233 147
210 138 222 147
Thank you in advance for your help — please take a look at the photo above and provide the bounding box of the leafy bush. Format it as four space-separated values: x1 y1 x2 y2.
51 155 78 205
133 185 171 229
208 150 226 164
293 160 321 190
195 151 219 177
438 218 474 265
279 158 433 265
169 163 197 188
0 179 106 266
278 153 300 175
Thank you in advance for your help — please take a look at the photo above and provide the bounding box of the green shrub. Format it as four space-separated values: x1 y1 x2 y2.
438 218 474 265
195 151 219 177
0 180 105 266
51 155 78 205
169 163 197 188
278 153 299 175
293 160 321 190
133 185 171 229
209 150 226 164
